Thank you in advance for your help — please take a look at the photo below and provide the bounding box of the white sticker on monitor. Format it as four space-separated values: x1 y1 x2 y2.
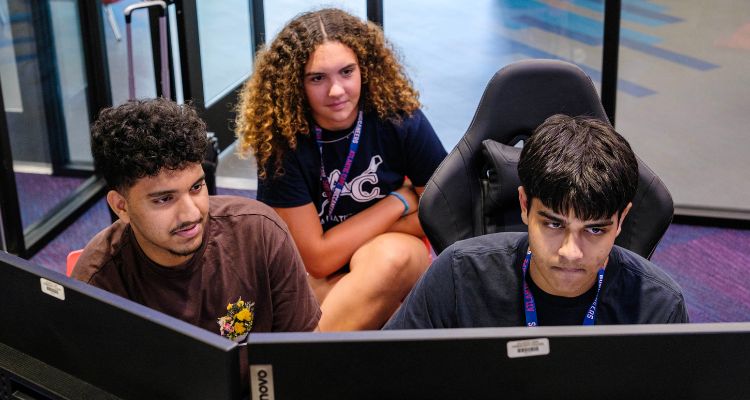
40 278 65 301
507 338 550 358
250 364 275 400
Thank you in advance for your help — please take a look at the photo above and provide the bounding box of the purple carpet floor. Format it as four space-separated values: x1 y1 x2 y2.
651 224 750 322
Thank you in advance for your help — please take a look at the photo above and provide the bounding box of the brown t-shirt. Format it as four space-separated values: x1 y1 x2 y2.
72 195 321 335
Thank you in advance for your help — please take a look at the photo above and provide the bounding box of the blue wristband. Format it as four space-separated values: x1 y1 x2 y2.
389 192 410 216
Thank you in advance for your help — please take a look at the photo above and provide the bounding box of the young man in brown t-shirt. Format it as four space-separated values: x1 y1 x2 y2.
73 98 320 337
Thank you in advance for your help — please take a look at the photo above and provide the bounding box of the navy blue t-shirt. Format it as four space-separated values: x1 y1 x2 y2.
257 109 447 231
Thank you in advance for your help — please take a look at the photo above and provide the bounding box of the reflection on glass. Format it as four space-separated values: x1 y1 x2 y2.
49 0 90 164
196 0 252 106
1 1 92 229
103 0 157 105
616 2 750 214
0 0 22 112
2 1 52 166
386 0 606 151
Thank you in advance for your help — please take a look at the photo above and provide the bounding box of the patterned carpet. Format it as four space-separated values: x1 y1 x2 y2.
14 172 89 230
651 224 750 322
17 173 750 323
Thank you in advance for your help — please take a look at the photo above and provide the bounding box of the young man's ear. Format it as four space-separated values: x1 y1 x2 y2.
615 202 633 236
518 186 529 226
106 190 130 223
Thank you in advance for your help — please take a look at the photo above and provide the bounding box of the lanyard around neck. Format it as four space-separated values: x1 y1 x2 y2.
314 110 364 217
521 250 605 327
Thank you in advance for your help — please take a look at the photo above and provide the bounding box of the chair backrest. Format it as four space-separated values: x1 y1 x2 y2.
419 59 673 260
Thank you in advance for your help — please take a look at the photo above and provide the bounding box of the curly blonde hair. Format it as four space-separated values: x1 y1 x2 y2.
235 8 421 179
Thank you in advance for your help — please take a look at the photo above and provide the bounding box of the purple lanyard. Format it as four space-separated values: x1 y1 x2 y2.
314 110 364 217
521 250 605 327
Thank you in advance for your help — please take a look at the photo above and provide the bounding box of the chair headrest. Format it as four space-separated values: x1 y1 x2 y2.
419 60 674 258
481 139 521 213
461 59 609 150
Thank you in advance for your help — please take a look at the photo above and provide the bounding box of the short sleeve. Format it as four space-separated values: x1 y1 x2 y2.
400 109 447 187
669 295 690 323
383 245 457 329
257 143 316 208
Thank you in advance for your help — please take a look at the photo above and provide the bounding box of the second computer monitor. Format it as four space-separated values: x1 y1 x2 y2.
247 324 750 400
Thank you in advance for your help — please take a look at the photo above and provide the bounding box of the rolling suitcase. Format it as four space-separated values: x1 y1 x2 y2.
124 1 219 195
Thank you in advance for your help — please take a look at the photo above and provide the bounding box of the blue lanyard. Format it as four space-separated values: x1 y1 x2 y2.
521 251 605 327
314 110 364 217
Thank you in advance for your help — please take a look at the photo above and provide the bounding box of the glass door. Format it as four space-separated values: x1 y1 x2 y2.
0 0 108 257
173 0 257 151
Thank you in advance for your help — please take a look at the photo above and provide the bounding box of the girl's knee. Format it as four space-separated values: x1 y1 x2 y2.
352 233 429 287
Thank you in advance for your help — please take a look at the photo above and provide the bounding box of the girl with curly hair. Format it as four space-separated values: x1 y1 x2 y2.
235 8 446 331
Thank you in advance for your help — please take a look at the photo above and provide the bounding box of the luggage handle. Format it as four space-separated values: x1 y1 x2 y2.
125 1 170 100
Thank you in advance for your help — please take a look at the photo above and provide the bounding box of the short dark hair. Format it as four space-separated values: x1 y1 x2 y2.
91 98 208 191
517 114 638 221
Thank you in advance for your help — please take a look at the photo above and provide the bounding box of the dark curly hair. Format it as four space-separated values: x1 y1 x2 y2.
518 114 638 221
91 98 208 191
235 8 421 179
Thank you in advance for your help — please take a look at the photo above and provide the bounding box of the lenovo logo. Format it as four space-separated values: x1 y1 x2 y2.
250 364 275 400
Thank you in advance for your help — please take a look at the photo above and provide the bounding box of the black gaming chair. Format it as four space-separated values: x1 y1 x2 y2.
419 59 673 260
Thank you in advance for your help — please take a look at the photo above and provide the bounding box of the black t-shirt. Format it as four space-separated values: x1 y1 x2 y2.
527 271 599 326
257 109 447 231
384 232 689 329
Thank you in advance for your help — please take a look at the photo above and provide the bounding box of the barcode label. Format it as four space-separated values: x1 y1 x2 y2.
40 278 65 301
507 338 550 358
